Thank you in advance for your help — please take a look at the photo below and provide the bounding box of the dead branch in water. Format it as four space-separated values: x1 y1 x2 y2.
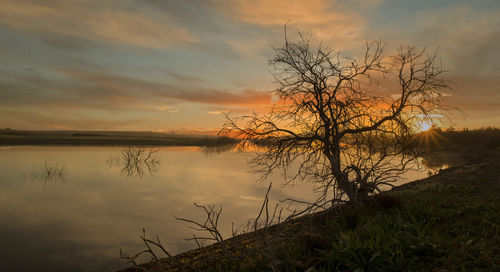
174 203 224 246
120 228 172 271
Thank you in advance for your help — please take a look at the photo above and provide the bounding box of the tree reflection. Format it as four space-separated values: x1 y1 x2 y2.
107 147 159 178
24 161 67 188
199 143 236 157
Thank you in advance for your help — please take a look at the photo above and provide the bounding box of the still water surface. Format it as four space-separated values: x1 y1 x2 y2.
0 146 433 271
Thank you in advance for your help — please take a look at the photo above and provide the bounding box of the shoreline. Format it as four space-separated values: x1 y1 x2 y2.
0 131 237 147
119 156 500 271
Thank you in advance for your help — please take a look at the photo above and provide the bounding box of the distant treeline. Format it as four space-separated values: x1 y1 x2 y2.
245 127 500 153
415 127 500 150
0 129 239 147
2 127 498 150
72 132 107 137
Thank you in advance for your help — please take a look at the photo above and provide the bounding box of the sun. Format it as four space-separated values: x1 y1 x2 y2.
420 120 432 132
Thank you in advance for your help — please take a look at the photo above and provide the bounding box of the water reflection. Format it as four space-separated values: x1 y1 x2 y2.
0 146 441 271
24 161 67 188
419 151 465 176
199 143 237 156
107 147 160 178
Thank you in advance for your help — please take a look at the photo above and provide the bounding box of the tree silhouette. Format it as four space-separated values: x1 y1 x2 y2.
221 28 449 206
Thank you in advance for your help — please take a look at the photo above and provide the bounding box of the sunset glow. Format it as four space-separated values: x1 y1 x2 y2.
0 2 499 271
0 0 498 131
420 120 433 132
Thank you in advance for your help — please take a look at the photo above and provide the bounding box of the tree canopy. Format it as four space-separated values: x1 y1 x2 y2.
221 29 450 207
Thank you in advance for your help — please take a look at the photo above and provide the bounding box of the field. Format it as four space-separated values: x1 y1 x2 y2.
0 129 236 147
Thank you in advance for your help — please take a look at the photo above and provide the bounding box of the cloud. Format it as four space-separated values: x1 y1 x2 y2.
0 67 272 113
0 107 138 130
60 69 272 106
415 3 500 76
0 0 199 48
204 0 368 57
365 1 500 125
0 0 497 131
446 75 500 112
212 0 363 41
208 111 223 115
169 89 271 106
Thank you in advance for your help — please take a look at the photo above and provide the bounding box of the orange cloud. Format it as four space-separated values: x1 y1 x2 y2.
212 0 365 47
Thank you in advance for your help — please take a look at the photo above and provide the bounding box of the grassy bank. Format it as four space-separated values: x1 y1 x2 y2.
121 151 500 271
0 129 237 147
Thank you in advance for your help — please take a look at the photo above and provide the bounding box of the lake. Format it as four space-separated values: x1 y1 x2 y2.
0 146 436 271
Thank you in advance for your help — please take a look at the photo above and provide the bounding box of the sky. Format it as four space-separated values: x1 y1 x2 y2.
0 0 499 133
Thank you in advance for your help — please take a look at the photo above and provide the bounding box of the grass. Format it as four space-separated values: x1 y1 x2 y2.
311 165 499 272
270 162 499 272
121 152 500 271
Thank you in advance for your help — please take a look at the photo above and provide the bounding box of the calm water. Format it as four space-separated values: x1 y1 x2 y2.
0 146 433 271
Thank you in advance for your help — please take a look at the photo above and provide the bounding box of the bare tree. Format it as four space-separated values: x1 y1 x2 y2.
221 28 449 205
120 228 172 271
174 203 225 247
